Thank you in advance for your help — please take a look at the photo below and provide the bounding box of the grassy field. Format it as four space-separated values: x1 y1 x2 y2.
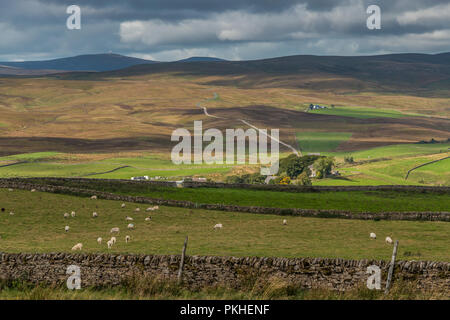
0 189 449 261
0 278 444 300
315 153 450 186
0 141 448 186
26 178 450 213
296 132 352 153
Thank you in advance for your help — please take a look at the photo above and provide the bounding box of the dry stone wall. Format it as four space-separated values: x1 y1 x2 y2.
0 253 448 293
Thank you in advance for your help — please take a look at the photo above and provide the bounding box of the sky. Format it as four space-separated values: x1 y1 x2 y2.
0 0 449 61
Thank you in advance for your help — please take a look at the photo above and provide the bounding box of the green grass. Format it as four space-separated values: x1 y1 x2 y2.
24 179 450 213
0 189 449 261
0 153 233 179
307 106 410 119
329 143 450 160
296 132 352 153
0 278 443 300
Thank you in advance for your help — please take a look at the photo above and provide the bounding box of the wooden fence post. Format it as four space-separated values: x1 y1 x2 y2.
177 236 188 283
385 240 399 294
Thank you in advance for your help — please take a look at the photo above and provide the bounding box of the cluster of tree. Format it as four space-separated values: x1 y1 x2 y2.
224 154 335 185
225 173 266 184
312 156 335 179
344 156 354 164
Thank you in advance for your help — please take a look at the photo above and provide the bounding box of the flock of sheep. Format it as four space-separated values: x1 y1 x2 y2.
370 232 394 244
68 197 160 251
4 188 396 251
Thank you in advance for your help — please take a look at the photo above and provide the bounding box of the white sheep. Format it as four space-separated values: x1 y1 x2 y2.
91 195 97 200
385 236 393 244
121 203 126 208
125 235 131 243
71 211 76 217
107 240 113 249
153 206 159 210
9 212 14 216
135 208 141 212
65 226 70 232
213 223 223 230
64 212 69 218
370 233 377 239
71 243 82 251
125 216 133 221
145 217 151 221
31 189 36 192
127 223 135 229
110 227 120 233
282 219 287 225
8 188 13 192
110 236 117 244
92 212 98 218
146 207 154 212
97 237 102 244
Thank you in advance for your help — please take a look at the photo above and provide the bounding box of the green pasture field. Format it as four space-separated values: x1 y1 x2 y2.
24 179 450 213
0 189 448 261
296 132 352 153
329 143 450 160
0 153 233 179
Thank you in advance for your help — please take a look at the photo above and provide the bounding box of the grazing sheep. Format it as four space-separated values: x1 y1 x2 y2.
64 212 69 218
71 243 82 251
97 237 102 244
125 216 133 221
121 203 126 208
213 223 223 230
127 223 135 229
145 217 151 221
135 208 141 212
71 211 76 217
65 226 70 232
282 219 287 225
110 227 120 233
385 236 393 244
92 212 98 218
91 195 97 200
107 240 113 249
8 188 13 192
370 233 377 239
9 212 14 216
31 189 36 192
125 235 131 243
110 237 117 244
146 207 154 212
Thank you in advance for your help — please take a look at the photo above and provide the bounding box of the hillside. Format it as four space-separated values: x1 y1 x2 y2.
0 53 156 72
86 52 450 95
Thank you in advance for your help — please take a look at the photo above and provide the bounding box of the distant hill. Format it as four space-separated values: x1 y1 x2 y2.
177 57 227 62
0 53 156 72
92 52 450 94
2 52 450 95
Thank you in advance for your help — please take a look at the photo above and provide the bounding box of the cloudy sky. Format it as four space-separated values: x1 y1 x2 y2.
1 0 449 61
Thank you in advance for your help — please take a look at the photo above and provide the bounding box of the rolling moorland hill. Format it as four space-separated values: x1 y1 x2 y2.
81 52 450 95
0 54 228 75
0 53 156 73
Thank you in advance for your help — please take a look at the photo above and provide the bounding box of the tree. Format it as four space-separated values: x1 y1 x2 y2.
313 157 335 179
279 154 320 179
294 171 312 186
344 156 354 164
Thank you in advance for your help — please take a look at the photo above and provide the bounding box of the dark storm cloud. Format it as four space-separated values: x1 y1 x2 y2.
0 0 449 61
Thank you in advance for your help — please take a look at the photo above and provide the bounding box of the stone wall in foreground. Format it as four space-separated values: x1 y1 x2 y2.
0 253 448 293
